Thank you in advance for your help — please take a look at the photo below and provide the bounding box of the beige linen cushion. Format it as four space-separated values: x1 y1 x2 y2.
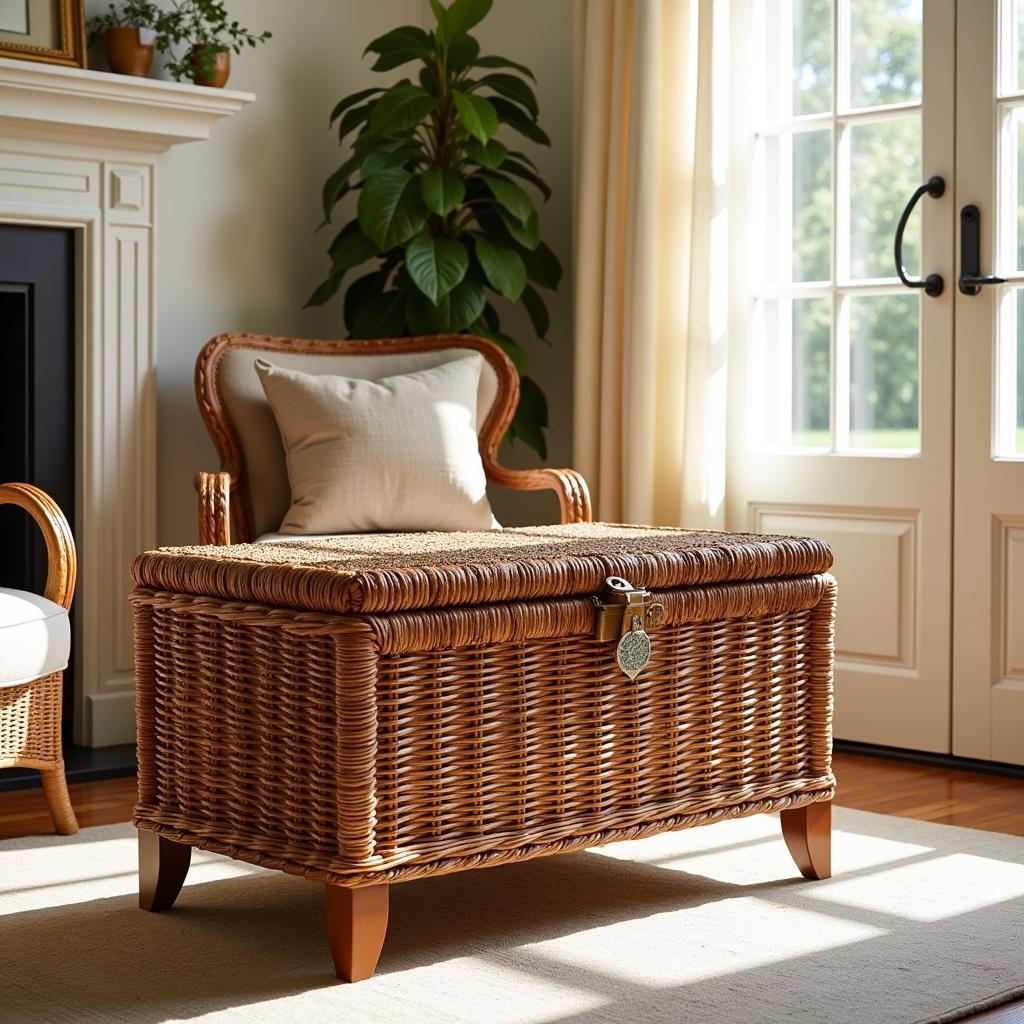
218 345 500 537
255 354 496 534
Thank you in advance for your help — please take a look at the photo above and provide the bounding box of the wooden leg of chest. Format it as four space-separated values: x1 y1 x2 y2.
325 881 389 982
780 800 832 880
138 830 192 911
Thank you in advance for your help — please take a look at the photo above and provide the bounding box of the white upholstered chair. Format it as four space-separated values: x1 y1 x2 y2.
0 483 78 834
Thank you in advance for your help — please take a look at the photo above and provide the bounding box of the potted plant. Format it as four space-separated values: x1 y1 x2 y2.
308 0 560 457
87 0 161 78
155 0 271 87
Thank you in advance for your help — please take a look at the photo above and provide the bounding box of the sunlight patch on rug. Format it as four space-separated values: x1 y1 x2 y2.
807 851 1024 922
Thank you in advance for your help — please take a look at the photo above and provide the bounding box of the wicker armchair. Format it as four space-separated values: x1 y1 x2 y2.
0 483 78 835
193 333 592 544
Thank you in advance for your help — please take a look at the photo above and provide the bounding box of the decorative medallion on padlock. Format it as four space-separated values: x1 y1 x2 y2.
592 577 666 679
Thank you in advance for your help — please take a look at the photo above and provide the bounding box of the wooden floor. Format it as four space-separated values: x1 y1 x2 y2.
2 752 1023 1021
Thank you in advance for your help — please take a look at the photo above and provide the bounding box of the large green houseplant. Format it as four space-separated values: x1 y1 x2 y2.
307 0 560 457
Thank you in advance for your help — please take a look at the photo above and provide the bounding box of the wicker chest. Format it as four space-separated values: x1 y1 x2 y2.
131 522 836 981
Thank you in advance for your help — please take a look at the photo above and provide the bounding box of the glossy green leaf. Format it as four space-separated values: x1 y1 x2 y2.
473 53 536 80
344 268 389 332
521 240 562 289
475 327 529 373
350 131 388 162
420 168 466 216
507 148 539 170
406 277 485 333
444 0 492 40
418 65 437 95
330 226 379 270
524 376 551 429
337 100 376 140
474 235 526 301
447 32 479 72
327 218 359 252
489 96 551 146
305 270 344 308
513 374 549 457
500 159 551 201
497 206 539 250
480 173 533 222
362 149 409 177
521 283 549 339
452 89 498 144
364 25 433 71
428 0 448 43
357 168 428 249
464 137 507 169
468 205 530 257
478 72 538 117
322 163 354 222
405 235 469 302
370 81 437 135
349 290 408 339
330 87 383 125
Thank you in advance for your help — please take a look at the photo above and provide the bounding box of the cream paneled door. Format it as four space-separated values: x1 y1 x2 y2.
728 1 956 750
953 1 1024 763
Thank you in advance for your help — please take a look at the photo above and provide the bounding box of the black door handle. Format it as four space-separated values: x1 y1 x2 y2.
895 176 944 297
959 204 1006 295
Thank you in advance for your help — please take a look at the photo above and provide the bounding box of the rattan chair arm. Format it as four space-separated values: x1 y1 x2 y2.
484 464 593 524
195 471 232 546
0 483 76 609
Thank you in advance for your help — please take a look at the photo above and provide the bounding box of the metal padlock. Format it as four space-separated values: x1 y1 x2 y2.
592 576 666 679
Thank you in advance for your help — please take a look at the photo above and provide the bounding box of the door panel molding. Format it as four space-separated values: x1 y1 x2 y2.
753 504 917 667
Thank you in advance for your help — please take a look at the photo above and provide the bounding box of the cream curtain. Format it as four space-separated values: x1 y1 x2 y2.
573 0 727 528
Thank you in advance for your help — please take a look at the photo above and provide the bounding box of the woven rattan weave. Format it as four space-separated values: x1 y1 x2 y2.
132 524 835 893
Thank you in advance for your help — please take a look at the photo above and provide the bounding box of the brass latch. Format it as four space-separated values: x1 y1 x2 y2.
593 577 666 679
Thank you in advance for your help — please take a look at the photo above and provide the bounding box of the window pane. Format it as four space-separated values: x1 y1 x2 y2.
1016 0 1024 94
793 130 832 281
1018 290 1024 454
996 288 1024 456
849 117 921 280
849 0 923 109
848 293 920 451
759 130 832 285
752 297 831 449
792 297 832 447
793 0 832 116
1016 109 1024 271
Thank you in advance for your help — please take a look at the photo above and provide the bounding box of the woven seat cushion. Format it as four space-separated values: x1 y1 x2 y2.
0 588 70 688
132 522 833 617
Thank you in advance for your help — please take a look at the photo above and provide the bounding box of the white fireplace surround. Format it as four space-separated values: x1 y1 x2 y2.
0 57 253 745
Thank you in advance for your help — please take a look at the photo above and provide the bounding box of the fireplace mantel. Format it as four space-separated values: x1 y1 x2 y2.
0 58 253 745
0 57 253 150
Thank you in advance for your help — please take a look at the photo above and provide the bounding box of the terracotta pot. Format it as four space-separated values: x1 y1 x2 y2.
105 26 155 77
190 45 230 88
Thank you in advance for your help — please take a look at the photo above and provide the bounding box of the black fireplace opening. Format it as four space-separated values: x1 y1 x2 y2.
0 224 76 742
0 225 135 791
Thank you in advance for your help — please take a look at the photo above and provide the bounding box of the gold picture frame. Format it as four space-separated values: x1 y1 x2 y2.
0 0 86 69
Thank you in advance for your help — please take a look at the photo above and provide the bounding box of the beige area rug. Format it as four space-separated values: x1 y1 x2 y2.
2 808 1023 1024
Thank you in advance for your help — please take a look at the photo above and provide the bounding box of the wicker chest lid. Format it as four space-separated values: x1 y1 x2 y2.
131 522 832 616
